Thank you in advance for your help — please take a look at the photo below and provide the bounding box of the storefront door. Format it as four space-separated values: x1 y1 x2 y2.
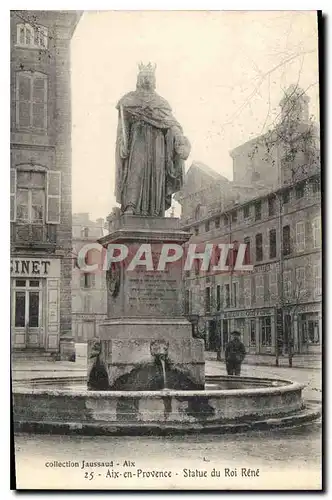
12 278 44 348
299 313 320 353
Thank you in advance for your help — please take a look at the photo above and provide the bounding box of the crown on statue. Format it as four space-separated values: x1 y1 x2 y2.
138 62 157 75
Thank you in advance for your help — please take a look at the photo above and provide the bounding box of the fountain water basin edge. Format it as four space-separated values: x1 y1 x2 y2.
13 375 321 435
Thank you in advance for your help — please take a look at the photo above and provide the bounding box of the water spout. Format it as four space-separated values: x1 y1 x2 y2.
150 340 169 390
160 357 167 390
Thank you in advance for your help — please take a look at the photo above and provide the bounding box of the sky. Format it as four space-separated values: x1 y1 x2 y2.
71 10 319 221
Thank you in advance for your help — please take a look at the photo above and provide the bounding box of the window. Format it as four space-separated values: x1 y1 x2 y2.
16 71 48 131
283 270 292 298
230 241 239 268
255 201 262 221
255 233 263 262
308 320 320 344
255 275 264 305
205 287 211 313
13 279 42 328
244 278 251 308
216 285 221 311
312 218 321 248
12 168 60 226
269 229 277 259
194 226 199 236
282 189 290 204
260 317 272 347
300 314 320 345
296 221 305 252
81 227 89 238
295 182 305 199
223 215 228 226
232 282 239 308
231 211 237 223
16 23 48 48
282 225 291 256
295 267 306 298
313 263 321 297
194 204 202 220
81 273 95 289
243 205 250 219
205 220 210 232
244 237 251 264
269 269 278 300
215 217 220 229
224 284 230 308
15 170 45 223
15 291 26 327
250 319 256 346
268 196 276 217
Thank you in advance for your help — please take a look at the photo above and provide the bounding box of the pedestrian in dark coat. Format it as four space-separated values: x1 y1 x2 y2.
225 331 246 375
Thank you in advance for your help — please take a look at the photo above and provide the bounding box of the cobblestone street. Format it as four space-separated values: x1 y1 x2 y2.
14 421 321 490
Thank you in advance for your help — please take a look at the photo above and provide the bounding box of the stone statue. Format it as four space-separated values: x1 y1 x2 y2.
115 63 191 216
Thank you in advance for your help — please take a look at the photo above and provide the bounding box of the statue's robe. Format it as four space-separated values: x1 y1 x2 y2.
115 90 190 216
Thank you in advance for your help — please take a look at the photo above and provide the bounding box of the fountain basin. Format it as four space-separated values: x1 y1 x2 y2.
13 375 321 435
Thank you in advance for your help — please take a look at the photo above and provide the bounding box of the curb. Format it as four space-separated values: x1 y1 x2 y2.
14 404 321 437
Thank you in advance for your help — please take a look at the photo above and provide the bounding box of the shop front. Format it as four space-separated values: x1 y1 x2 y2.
295 303 321 354
11 257 61 352
222 308 276 355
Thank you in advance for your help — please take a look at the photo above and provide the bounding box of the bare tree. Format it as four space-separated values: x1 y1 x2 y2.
248 83 320 184
282 269 310 367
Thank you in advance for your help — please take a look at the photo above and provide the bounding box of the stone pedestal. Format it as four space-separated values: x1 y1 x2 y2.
88 215 205 390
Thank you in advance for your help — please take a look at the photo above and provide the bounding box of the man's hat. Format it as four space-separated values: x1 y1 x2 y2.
231 330 241 337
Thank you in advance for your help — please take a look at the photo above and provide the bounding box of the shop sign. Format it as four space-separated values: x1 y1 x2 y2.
254 262 280 273
11 258 61 278
296 303 321 314
223 308 273 319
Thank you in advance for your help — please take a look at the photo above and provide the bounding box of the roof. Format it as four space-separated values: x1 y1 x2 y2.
187 161 230 182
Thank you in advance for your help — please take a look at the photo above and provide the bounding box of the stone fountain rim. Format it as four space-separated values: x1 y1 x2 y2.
13 374 305 398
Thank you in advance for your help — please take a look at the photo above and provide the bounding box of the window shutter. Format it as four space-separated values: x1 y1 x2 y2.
46 170 61 224
32 75 47 129
16 72 32 128
10 168 17 222
47 279 60 350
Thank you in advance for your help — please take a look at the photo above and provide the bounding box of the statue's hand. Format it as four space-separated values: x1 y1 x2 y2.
175 136 191 160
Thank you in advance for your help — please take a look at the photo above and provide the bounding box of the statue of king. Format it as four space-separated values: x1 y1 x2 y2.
115 63 191 217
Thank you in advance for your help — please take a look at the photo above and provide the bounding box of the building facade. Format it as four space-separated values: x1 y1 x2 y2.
180 87 321 355
72 213 108 343
10 11 81 353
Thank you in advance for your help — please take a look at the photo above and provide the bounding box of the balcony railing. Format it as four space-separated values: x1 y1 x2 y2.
11 223 57 248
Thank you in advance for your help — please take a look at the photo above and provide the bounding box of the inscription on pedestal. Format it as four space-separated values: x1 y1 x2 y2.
127 272 180 314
